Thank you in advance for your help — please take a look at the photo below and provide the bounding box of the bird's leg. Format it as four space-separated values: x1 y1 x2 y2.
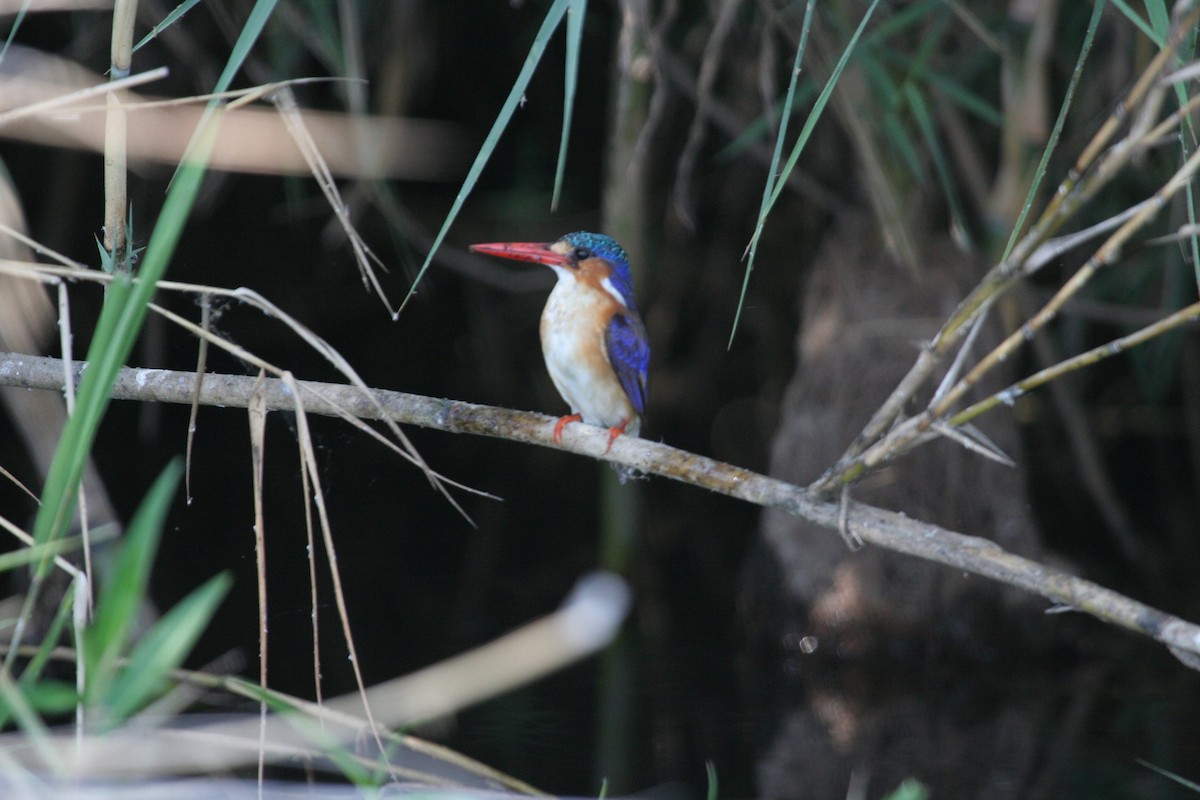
553 413 583 444
604 418 631 453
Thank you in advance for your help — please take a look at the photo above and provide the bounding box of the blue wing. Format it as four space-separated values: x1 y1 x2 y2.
604 311 649 415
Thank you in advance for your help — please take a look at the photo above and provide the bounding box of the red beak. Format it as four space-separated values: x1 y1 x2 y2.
469 241 568 267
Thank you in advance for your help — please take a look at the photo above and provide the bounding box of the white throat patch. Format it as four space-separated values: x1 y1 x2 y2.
600 276 628 307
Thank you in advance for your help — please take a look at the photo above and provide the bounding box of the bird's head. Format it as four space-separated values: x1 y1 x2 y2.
470 231 637 309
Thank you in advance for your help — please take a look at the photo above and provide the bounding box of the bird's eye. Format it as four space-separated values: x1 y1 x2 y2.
573 247 591 261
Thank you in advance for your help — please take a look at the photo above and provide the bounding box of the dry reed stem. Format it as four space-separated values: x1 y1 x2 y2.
813 6 1200 493
102 0 137 269
839 147 1200 477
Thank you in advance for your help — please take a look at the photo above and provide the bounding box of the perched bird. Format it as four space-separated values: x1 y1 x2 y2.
469 232 649 475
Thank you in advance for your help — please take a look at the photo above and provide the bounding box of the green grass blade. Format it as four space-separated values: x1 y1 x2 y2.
857 45 900 114
0 0 30 65
1137 758 1200 792
881 107 924 180
900 4 946 77
864 0 941 43
84 459 183 705
905 81 970 248
0 0 30 64
1187 168 1200 294
552 0 587 211
106 571 231 725
31 122 217 560
217 0 279 90
724 1 811 347
1000 0 1104 261
735 0 880 344
881 778 929 800
704 760 719 800
29 274 132 558
133 0 205 54
715 82 819 162
169 0 280 185
922 69 1003 127
18 582 75 687
220 677 379 785
401 0 574 312
763 0 881 222
1154 1 1198 293
1140 0 1171 41
729 0 814 347
18 680 77 716
28 27 232 571
1110 0 1163 45
0 668 62 771
0 584 76 730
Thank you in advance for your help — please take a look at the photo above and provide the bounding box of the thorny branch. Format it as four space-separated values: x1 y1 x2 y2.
1 351 1198 671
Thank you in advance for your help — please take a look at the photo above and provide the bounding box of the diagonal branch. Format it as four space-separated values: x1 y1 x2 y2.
1 350 1199 669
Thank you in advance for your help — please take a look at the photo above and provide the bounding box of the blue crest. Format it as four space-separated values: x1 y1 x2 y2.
560 231 637 308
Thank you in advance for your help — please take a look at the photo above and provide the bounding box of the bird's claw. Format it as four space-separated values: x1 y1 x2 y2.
604 419 630 454
553 415 629 453
553 414 582 444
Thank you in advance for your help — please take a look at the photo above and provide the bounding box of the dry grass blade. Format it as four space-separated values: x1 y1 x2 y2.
246 372 269 785
0 254 464 505
0 466 39 504
930 421 1015 467
147 301 488 505
295 407 324 717
0 251 486 768
150 294 483 506
271 87 397 315
282 371 393 777
0 512 81 580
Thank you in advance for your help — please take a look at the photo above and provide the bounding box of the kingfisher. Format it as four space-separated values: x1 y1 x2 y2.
469 232 649 472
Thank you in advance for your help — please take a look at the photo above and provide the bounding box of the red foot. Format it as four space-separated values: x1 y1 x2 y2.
553 413 582 444
604 418 631 454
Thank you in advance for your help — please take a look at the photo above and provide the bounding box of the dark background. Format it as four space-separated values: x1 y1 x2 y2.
1 2 1199 797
